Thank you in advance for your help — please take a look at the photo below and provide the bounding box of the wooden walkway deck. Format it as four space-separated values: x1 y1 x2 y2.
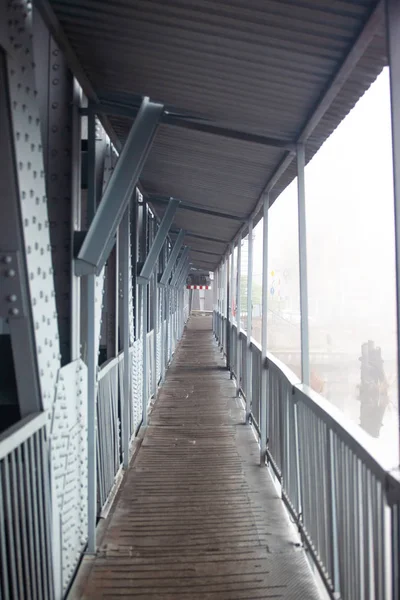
76 316 321 600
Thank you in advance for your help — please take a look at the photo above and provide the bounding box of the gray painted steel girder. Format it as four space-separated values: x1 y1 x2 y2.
159 229 185 286
177 260 190 288
76 97 163 274
170 247 189 287
138 198 180 284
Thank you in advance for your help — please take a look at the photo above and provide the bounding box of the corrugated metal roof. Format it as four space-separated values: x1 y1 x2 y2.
47 0 386 269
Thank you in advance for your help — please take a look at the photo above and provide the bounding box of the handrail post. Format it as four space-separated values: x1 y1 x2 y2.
142 283 148 427
86 109 97 554
246 220 253 422
236 233 242 396
165 285 170 366
122 205 131 468
226 252 231 370
229 242 235 377
297 143 310 385
152 271 157 392
327 429 341 596
260 194 269 465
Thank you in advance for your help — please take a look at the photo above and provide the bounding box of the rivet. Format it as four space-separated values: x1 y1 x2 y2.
3 256 12 264
6 269 16 278
9 307 19 316
8 294 17 302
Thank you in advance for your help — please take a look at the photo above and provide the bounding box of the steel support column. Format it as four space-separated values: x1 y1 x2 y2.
0 51 42 418
229 242 235 376
122 207 130 468
160 244 167 380
142 282 149 427
297 144 310 386
246 222 253 422
236 233 242 396
386 0 400 455
226 253 231 371
165 284 170 370
219 264 223 342
152 271 158 391
71 79 83 360
86 109 97 554
260 195 269 465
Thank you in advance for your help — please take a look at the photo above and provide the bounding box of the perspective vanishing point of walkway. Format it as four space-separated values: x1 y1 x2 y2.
74 315 321 600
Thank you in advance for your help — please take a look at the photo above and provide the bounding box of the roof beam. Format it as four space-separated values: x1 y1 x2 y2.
227 0 384 255
165 115 295 150
298 1 384 143
149 195 244 222
192 258 218 267
94 98 295 151
173 230 229 244
35 0 122 151
76 98 163 275
190 249 221 257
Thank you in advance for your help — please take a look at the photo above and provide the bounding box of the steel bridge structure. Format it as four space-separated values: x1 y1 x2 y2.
1 1 400 598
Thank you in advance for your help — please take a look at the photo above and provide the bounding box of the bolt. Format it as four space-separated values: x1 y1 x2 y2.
9 307 19 316
3 255 12 264
6 269 16 278
8 294 17 302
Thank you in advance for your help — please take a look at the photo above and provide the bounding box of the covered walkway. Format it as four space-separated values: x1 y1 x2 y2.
2 1 400 599
75 316 320 600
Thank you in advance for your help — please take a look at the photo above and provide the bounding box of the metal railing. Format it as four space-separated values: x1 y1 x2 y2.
0 413 54 600
97 356 122 512
214 310 400 600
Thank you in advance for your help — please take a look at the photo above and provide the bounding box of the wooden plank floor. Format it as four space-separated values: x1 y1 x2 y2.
78 315 321 599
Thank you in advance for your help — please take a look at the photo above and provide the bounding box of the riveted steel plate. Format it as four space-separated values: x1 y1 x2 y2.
0 251 27 319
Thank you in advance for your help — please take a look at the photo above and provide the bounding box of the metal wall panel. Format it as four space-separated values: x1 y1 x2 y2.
33 12 74 365
50 360 88 594
6 0 61 412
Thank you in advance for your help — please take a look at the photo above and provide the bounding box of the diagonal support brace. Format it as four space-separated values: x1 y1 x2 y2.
138 198 180 284
75 97 163 275
159 229 185 286
171 247 189 287
177 261 191 288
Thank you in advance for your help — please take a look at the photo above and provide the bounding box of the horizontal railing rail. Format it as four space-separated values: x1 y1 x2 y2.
97 356 122 513
213 309 400 600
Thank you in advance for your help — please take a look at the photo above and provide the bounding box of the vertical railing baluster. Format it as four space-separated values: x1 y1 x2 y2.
0 461 10 600
4 455 19 598
327 429 340 596
142 283 149 427
293 393 302 522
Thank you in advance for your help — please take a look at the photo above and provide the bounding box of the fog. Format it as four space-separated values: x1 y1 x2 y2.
250 68 399 467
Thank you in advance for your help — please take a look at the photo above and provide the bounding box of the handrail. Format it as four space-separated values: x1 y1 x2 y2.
0 412 47 461
222 312 399 481
214 309 400 598
295 383 397 478
98 329 157 381
98 351 124 379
